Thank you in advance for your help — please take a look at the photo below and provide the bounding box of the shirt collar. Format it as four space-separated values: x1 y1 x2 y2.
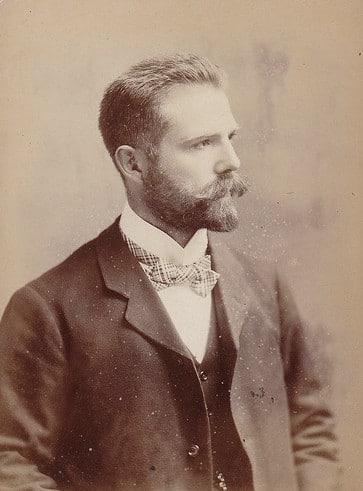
119 200 208 266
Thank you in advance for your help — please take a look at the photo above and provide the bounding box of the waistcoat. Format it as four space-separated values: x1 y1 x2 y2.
193 302 253 491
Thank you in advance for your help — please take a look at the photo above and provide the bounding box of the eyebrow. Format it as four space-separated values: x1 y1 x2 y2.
229 127 240 136
181 126 240 144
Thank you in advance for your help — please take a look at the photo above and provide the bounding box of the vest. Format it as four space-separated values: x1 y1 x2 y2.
193 303 253 491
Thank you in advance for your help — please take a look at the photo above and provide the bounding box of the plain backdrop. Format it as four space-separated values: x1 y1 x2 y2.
1 1 362 489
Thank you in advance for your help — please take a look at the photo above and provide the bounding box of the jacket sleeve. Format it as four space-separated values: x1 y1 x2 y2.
277 273 342 491
0 285 68 490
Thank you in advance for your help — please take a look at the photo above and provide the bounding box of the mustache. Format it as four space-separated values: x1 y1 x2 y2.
196 172 249 200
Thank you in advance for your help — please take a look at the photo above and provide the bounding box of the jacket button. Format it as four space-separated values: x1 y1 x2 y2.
199 370 208 381
188 444 200 457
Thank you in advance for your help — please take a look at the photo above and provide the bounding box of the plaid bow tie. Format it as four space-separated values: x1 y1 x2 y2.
123 234 219 297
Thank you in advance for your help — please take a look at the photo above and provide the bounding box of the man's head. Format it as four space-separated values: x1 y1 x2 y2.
99 54 226 162
99 54 248 237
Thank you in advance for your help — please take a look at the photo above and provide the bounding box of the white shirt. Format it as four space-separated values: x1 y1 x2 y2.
120 201 213 362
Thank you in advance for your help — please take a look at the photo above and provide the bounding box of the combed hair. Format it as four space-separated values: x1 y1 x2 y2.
98 54 226 162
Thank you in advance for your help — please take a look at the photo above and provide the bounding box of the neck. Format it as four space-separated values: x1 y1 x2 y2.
128 198 197 248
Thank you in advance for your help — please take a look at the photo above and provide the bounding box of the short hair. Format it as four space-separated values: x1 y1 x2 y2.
98 54 226 162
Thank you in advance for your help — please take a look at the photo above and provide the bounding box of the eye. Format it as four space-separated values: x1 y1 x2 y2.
228 131 237 141
193 139 212 149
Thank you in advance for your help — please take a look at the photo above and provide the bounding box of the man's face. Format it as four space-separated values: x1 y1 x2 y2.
142 83 248 233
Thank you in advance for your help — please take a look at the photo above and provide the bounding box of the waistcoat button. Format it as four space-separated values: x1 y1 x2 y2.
188 444 200 457
199 370 208 381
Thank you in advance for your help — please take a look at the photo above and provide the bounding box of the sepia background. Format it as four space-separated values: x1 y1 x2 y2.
0 1 362 489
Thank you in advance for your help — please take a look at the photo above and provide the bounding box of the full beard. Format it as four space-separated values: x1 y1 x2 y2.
142 165 248 233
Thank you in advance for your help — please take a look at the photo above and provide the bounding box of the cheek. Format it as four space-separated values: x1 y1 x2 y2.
160 150 216 188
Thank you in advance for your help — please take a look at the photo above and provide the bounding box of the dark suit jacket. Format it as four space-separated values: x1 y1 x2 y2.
0 218 339 490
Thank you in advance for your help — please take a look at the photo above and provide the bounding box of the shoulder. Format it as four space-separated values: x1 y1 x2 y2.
209 230 282 302
5 218 122 312
209 231 308 334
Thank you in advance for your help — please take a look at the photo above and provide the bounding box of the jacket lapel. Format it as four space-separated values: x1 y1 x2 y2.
96 219 253 356
96 219 191 358
208 232 251 350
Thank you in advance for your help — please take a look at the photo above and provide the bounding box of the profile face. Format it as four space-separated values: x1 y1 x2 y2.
142 83 248 232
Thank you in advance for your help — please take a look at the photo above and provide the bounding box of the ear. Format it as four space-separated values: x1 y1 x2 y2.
114 145 142 181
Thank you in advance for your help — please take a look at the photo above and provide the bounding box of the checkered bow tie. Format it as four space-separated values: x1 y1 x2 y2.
123 235 220 297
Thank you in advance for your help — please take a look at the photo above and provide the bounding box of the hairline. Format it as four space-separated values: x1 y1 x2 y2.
99 54 227 164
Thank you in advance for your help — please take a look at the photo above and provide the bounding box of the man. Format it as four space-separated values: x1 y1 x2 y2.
0 54 339 490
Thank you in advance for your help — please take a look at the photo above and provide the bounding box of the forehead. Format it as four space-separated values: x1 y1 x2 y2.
158 84 237 140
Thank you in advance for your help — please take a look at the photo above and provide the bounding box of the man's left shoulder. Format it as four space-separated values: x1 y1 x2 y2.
209 231 280 291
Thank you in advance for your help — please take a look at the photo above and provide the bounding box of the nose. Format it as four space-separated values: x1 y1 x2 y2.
214 139 240 174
